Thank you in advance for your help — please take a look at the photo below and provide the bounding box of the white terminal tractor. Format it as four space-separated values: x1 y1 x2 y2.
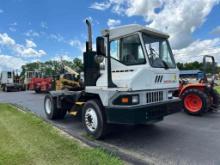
44 20 181 139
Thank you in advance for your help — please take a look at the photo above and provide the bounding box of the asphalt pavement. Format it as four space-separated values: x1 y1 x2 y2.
1 91 220 165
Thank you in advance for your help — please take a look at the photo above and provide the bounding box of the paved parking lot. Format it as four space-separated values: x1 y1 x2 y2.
1 91 220 164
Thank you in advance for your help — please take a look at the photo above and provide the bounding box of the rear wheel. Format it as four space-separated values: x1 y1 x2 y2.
82 99 108 139
44 94 67 119
182 89 208 115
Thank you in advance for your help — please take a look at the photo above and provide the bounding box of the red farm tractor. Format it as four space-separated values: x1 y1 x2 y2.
179 55 220 115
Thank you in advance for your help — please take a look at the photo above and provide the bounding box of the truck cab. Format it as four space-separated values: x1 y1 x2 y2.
44 21 181 139
85 24 180 125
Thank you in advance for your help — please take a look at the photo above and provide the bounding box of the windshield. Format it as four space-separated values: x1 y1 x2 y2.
143 34 176 68
110 34 146 66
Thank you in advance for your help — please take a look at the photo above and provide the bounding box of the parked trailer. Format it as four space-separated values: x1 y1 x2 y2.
44 20 181 139
0 71 24 92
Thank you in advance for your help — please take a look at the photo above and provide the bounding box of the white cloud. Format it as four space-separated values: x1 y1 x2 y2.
0 33 46 58
10 22 17 26
0 55 27 72
148 0 220 49
9 27 16 32
52 54 74 61
91 0 220 63
211 26 220 35
25 30 40 37
17 47 46 58
107 19 121 28
174 38 220 63
90 2 111 10
41 21 48 29
49 34 64 42
0 33 16 45
25 39 37 48
92 0 219 49
69 39 85 52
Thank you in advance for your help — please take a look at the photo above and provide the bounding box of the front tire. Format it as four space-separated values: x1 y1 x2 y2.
182 89 208 115
44 94 67 119
82 100 108 139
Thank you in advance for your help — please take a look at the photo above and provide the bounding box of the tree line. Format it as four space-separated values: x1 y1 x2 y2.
177 61 220 73
20 58 83 78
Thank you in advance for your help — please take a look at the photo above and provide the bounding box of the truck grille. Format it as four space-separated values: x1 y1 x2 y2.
146 91 163 103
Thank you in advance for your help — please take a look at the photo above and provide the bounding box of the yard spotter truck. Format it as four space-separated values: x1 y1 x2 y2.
44 20 181 139
0 71 24 92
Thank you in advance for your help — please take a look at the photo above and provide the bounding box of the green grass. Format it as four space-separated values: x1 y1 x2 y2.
0 104 123 165
215 86 220 94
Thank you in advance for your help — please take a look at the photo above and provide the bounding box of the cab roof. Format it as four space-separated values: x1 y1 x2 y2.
102 24 169 40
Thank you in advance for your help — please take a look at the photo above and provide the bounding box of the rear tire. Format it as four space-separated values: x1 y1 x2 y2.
44 94 67 119
182 89 208 115
82 99 108 139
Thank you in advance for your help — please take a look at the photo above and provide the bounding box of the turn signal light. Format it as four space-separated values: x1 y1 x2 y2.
121 97 129 103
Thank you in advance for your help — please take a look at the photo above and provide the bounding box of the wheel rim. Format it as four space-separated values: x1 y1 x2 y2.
45 98 52 114
184 94 203 112
85 108 98 132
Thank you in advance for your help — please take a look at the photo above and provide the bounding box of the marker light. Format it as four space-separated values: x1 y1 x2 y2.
121 97 129 103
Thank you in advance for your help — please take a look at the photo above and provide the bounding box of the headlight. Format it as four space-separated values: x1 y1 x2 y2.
132 95 139 104
168 91 173 99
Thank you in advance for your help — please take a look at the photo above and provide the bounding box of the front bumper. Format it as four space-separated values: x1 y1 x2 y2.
105 99 181 124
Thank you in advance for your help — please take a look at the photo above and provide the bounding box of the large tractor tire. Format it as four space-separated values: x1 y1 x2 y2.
182 89 209 115
82 99 108 139
44 94 67 119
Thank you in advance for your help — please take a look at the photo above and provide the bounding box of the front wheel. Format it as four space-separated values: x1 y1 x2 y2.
44 94 67 119
182 89 208 115
82 100 108 139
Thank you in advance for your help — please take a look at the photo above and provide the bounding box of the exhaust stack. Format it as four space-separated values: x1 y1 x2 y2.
86 19 92 52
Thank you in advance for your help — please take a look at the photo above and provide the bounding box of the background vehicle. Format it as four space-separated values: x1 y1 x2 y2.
25 70 52 93
55 63 82 91
44 20 181 139
179 55 219 115
28 77 52 93
24 71 42 89
0 71 24 92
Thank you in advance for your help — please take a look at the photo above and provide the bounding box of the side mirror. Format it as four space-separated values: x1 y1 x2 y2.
96 37 106 56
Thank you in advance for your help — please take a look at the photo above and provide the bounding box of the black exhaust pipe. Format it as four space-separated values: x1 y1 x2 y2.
86 19 92 52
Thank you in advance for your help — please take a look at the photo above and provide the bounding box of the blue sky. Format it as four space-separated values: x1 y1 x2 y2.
0 0 220 71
